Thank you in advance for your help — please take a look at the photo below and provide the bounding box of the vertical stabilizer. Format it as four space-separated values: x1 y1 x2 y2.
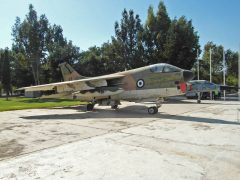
59 62 85 81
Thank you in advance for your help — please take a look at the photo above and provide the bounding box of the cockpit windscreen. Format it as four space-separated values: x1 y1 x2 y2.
150 64 181 73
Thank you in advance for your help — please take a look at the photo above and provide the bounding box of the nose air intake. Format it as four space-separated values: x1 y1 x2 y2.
183 70 194 82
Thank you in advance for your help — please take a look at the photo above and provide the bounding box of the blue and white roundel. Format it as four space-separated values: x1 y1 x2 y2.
137 79 144 88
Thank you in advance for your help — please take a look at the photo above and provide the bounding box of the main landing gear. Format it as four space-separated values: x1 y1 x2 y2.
148 106 158 114
86 99 120 111
86 98 163 114
147 98 163 115
86 103 95 111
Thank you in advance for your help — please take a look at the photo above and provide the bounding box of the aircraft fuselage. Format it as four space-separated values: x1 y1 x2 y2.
73 63 193 102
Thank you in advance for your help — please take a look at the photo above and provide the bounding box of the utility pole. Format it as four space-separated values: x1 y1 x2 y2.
238 47 240 101
197 49 200 80
210 48 212 100
210 48 212 83
197 49 201 103
223 48 226 101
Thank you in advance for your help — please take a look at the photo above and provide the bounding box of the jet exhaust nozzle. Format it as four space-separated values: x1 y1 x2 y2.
183 70 194 82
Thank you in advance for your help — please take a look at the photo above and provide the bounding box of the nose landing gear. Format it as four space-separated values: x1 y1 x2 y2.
111 104 118 109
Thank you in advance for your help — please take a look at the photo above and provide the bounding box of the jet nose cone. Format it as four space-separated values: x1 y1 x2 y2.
183 70 194 82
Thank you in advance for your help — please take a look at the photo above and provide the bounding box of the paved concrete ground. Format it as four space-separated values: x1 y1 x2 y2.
0 99 240 180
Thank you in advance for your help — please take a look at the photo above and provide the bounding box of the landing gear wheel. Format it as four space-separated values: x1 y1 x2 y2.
111 104 118 109
86 104 94 111
148 107 158 114
197 99 201 103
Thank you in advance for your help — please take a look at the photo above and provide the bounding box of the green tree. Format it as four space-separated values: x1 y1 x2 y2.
225 49 238 86
2 49 11 100
0 49 4 96
77 43 125 76
12 4 49 85
200 42 238 86
143 6 157 64
11 52 34 87
46 25 80 82
78 46 105 76
11 17 34 87
11 4 81 86
155 1 171 61
164 17 200 69
100 42 123 73
201 42 224 83
113 9 144 70
143 1 171 64
142 1 199 69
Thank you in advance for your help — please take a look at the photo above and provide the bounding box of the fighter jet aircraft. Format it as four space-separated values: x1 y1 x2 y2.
18 62 194 114
186 80 239 103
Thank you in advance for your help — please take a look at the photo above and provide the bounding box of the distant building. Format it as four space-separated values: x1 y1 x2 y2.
24 91 41 98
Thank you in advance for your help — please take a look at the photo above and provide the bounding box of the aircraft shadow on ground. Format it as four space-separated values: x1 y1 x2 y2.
21 105 240 125
164 99 240 105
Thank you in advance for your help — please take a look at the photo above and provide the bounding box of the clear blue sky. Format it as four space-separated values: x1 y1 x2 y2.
0 0 239 51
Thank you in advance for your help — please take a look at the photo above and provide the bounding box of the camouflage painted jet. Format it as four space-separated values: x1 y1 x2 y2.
19 62 194 114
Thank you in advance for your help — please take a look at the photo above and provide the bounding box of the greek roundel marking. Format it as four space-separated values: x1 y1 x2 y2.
137 79 144 88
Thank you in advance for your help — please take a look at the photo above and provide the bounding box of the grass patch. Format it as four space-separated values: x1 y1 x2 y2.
0 97 85 112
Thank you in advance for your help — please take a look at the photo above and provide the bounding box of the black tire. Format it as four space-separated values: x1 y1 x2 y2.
86 104 94 111
148 107 158 114
111 104 118 109
212 92 215 100
154 107 158 114
202 92 208 99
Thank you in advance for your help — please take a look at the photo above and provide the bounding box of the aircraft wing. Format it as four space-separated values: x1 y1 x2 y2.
18 74 125 92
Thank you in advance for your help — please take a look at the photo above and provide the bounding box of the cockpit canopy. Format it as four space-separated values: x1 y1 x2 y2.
150 63 182 73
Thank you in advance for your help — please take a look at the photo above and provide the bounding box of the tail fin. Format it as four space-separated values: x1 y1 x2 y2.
59 62 85 81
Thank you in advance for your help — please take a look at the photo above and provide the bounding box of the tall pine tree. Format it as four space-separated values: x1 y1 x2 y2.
155 1 171 61
2 49 11 100
163 16 200 69
144 6 156 64
0 49 3 96
12 4 49 85
113 9 144 70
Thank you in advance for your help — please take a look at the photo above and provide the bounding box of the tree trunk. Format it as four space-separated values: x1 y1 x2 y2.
6 91 9 101
31 63 37 85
